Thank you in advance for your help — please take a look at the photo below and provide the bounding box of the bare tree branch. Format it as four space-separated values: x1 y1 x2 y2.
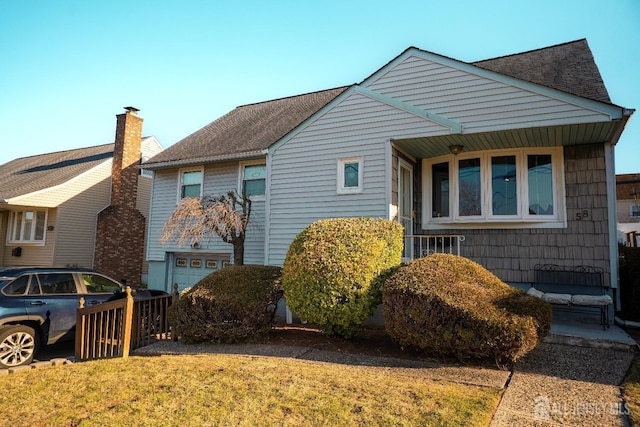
160 190 252 265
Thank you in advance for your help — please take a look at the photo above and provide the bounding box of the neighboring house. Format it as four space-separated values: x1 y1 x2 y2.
0 107 163 286
144 39 633 315
616 173 640 246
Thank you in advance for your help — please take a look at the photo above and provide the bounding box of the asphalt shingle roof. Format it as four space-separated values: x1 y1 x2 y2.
144 39 614 168
473 39 611 104
617 174 640 200
145 86 350 167
0 144 114 201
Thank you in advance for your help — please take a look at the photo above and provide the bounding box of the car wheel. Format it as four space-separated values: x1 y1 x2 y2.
0 325 38 368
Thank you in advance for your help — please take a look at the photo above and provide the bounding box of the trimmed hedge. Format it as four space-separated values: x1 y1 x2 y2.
383 253 551 366
282 217 403 338
168 265 283 343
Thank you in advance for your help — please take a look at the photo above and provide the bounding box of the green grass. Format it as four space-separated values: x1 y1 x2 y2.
623 354 640 426
0 354 500 426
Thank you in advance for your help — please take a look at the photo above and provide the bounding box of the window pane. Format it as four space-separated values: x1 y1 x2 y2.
35 211 46 240
12 212 22 240
22 211 33 240
37 273 76 294
3 275 30 295
458 158 481 216
431 162 449 218
182 184 201 198
344 163 359 187
492 156 518 215
244 165 266 180
82 274 121 293
244 179 266 196
182 171 201 185
528 155 554 215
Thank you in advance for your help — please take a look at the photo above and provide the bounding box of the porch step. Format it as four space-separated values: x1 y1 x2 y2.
544 322 638 351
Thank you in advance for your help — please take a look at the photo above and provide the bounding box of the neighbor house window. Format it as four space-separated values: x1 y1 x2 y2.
179 168 203 199
423 148 564 228
337 157 363 194
241 164 266 197
631 205 640 217
8 210 47 244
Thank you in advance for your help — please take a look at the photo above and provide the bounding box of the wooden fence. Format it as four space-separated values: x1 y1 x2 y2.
75 286 178 362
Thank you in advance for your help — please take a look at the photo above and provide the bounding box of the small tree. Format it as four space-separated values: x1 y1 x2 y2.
160 191 251 265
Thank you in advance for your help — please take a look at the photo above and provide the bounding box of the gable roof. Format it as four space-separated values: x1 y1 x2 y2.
146 39 616 169
0 144 114 202
473 39 611 104
144 87 350 169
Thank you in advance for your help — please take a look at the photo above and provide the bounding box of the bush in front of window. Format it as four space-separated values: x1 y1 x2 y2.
383 253 551 367
282 217 403 338
168 265 283 343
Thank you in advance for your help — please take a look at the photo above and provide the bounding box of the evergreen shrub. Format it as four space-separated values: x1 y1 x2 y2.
383 253 551 366
282 217 403 338
168 265 283 343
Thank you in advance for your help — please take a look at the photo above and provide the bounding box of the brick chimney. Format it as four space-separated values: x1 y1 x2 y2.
94 107 147 286
111 106 142 208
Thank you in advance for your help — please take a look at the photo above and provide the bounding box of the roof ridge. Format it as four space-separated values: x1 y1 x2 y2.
10 142 114 162
236 85 353 109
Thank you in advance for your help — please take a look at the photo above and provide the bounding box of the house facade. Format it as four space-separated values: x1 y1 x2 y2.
144 40 633 311
0 108 162 285
616 173 640 246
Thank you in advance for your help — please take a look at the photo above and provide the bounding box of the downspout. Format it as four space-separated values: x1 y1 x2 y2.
385 139 393 220
263 149 271 266
607 109 635 311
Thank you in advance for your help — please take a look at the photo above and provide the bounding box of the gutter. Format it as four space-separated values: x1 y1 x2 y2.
143 150 266 171
615 316 640 329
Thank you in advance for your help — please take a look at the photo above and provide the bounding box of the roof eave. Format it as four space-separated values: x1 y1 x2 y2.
143 150 267 170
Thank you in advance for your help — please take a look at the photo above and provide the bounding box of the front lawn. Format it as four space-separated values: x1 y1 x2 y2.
0 354 500 426
623 354 640 426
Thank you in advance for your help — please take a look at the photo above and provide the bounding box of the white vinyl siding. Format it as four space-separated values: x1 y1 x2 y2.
367 55 612 134
146 162 266 265
268 91 439 265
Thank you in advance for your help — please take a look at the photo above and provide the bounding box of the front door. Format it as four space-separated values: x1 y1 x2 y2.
398 159 413 260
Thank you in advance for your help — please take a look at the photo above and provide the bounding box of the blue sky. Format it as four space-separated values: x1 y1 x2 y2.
1 1 638 172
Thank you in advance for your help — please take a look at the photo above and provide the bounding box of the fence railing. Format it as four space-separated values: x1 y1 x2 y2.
75 286 177 362
405 234 465 260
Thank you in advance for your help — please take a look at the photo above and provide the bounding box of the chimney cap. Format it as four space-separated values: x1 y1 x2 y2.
124 106 140 114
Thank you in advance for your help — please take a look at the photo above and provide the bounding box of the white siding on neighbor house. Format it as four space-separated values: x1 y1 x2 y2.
268 91 441 265
146 162 266 264
2 208 57 267
366 55 612 134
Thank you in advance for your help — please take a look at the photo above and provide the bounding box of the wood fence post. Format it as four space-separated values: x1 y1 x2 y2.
122 287 134 358
171 283 179 342
75 297 86 360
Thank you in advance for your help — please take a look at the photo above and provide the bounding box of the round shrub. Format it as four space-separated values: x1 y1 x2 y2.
282 217 403 338
383 253 551 366
168 265 283 344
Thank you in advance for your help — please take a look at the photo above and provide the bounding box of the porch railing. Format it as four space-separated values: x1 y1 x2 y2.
75 287 177 362
404 234 465 260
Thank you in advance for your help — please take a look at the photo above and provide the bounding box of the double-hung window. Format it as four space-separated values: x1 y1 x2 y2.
631 205 640 217
8 210 47 244
179 168 203 200
241 164 266 197
424 148 563 228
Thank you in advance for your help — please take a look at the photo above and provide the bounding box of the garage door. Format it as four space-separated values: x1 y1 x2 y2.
171 253 230 293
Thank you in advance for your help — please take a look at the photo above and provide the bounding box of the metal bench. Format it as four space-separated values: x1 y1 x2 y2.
528 264 612 329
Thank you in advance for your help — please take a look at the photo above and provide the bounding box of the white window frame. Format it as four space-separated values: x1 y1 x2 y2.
337 157 363 194
7 209 48 245
631 205 640 217
422 147 565 229
238 161 266 201
177 167 204 202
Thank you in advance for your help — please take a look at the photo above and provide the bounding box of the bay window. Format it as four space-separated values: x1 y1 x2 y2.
424 148 564 228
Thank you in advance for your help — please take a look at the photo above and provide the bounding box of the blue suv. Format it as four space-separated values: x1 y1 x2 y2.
0 267 128 368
